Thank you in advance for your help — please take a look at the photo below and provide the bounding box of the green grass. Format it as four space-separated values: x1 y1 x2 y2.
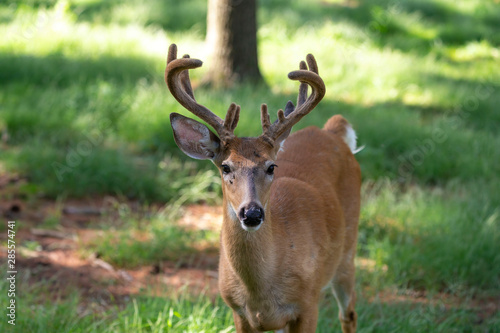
2 274 499 332
360 180 500 293
1 0 500 331
85 202 220 268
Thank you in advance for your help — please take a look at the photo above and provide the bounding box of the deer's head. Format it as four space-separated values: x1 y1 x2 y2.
166 44 325 231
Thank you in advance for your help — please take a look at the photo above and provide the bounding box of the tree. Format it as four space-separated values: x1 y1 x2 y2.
205 0 263 86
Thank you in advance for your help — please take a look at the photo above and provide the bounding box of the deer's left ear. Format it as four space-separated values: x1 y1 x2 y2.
170 113 221 160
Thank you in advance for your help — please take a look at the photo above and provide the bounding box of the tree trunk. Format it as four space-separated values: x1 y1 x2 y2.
205 0 263 87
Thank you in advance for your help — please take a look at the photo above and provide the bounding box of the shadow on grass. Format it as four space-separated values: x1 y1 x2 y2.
0 53 157 87
262 0 500 54
2 0 207 31
71 0 207 32
405 73 500 133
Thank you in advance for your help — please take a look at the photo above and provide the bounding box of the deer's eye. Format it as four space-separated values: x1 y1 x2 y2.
266 164 277 175
221 164 231 175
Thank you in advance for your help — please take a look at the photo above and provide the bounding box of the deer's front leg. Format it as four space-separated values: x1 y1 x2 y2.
288 307 319 333
233 311 260 333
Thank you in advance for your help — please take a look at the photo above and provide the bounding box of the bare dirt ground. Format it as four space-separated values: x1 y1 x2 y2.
0 172 221 307
1 199 221 309
0 171 498 321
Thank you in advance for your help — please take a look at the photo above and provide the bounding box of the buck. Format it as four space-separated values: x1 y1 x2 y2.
165 44 361 333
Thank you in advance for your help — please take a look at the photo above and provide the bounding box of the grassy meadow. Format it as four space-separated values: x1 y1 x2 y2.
1 0 500 331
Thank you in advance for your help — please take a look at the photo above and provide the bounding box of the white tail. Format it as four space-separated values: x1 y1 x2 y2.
166 44 361 332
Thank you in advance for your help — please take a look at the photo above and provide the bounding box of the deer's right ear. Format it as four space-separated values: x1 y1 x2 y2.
170 113 221 160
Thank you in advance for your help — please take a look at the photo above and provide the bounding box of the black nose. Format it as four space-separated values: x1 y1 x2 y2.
239 204 264 227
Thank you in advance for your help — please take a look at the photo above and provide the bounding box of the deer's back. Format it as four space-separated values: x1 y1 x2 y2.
270 125 361 289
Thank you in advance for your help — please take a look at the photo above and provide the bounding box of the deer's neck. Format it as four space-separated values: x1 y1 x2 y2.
221 201 276 295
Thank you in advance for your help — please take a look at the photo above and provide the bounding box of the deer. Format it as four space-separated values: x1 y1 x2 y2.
165 44 361 333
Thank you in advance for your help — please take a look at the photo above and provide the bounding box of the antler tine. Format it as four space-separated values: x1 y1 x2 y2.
305 53 319 74
224 103 241 133
260 104 271 133
180 54 195 99
263 54 326 142
297 60 308 107
165 44 231 138
167 43 177 64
